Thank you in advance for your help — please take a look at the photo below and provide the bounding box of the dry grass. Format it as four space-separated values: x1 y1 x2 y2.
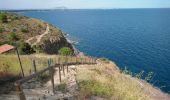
0 54 49 76
76 60 151 100
0 54 90 76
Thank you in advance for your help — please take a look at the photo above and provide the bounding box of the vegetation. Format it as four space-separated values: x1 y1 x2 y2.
122 67 154 82
10 32 19 41
0 13 72 55
0 13 8 23
0 63 10 73
32 45 43 53
79 80 113 98
58 47 73 56
0 27 4 33
99 58 110 63
0 55 50 76
19 42 35 54
76 62 151 100
21 28 29 33
0 55 81 76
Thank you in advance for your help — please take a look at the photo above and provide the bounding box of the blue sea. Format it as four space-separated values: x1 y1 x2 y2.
18 9 170 93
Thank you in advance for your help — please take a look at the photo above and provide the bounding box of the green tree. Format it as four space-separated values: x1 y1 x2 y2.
10 32 19 41
58 47 73 56
0 13 8 23
19 43 35 54
0 27 4 33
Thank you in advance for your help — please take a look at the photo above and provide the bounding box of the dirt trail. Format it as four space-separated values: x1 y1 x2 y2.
26 24 49 45
0 65 80 100
44 65 78 99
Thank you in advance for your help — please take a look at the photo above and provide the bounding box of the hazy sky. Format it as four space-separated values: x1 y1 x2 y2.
1 0 170 9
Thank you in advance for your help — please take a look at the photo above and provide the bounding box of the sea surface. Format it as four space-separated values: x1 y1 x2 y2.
18 9 170 93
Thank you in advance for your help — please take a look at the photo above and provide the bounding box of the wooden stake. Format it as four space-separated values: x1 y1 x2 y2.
16 48 24 77
32 59 37 73
48 59 55 94
51 68 55 94
59 66 61 83
63 64 65 76
65 56 68 73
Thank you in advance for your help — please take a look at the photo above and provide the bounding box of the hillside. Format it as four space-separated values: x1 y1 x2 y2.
0 12 73 54
76 59 170 100
0 56 169 100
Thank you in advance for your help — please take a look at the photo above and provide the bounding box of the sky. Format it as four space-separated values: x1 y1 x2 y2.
0 0 170 9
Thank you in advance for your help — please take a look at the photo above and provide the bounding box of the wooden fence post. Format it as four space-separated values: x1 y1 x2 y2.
51 68 55 94
62 63 65 76
15 82 26 100
59 65 61 83
32 59 37 73
48 59 55 94
58 57 62 83
16 48 24 77
65 56 68 73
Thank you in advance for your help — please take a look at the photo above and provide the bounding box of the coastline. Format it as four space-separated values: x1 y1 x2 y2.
0 12 169 99
63 32 80 55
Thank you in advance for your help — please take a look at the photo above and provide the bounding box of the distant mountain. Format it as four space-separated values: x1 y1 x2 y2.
53 6 68 10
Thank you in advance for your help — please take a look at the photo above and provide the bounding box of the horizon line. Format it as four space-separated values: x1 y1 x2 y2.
1 7 170 11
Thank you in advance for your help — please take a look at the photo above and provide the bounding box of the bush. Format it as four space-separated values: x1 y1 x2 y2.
79 80 113 98
100 58 110 63
12 16 19 20
58 47 73 56
19 43 35 54
21 28 29 33
32 45 43 53
10 32 19 41
0 41 16 46
0 27 4 33
0 13 8 23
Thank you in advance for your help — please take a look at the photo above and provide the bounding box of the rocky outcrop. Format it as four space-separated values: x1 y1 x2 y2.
0 12 73 54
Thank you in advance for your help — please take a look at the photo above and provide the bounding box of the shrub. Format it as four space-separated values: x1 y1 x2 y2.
0 13 8 23
58 47 73 56
79 80 113 98
21 28 29 33
38 24 42 28
12 16 19 20
32 45 43 53
0 41 16 46
144 72 154 82
0 27 4 33
100 58 110 63
19 42 35 54
10 32 19 41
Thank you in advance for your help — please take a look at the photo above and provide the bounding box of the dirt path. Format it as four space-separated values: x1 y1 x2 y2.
26 24 49 45
66 65 78 94
42 65 78 99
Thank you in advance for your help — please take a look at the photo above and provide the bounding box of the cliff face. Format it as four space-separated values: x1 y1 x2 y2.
0 12 73 54
39 25 73 54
